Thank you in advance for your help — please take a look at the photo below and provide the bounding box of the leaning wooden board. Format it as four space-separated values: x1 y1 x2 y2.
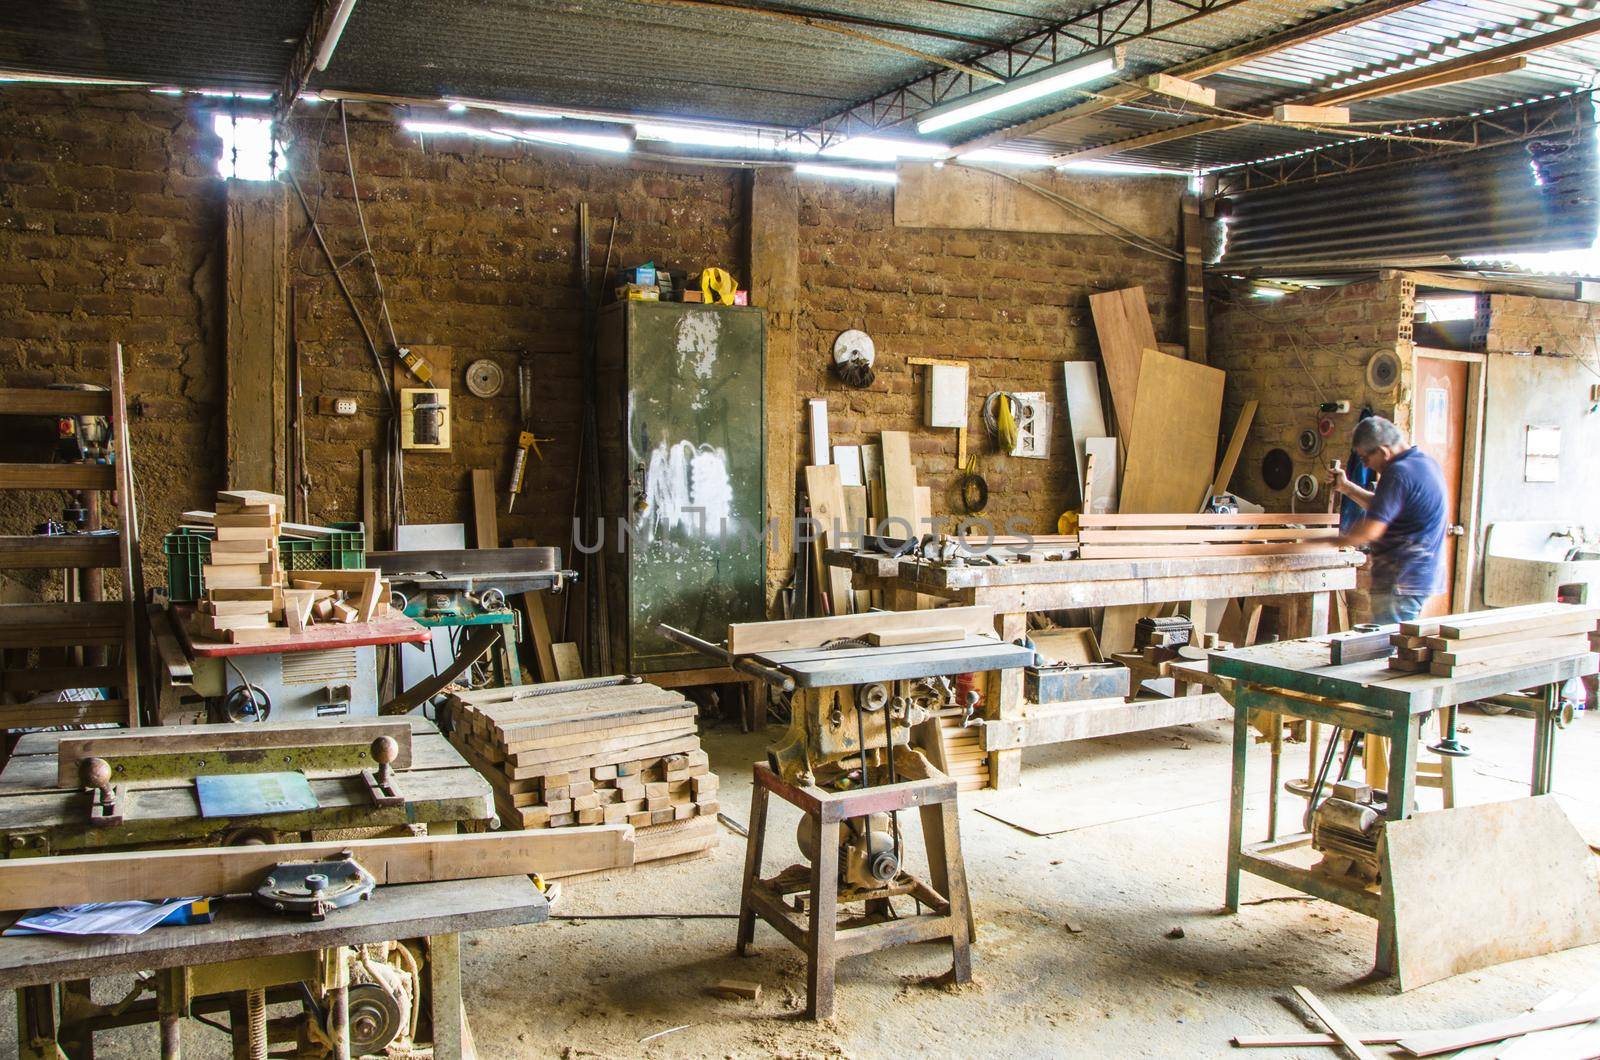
1118 349 1224 514
1088 286 1159 436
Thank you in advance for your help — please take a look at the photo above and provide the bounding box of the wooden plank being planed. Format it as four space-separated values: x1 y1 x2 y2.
866 626 965 646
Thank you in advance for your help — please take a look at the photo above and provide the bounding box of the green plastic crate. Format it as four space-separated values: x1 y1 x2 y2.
163 522 365 603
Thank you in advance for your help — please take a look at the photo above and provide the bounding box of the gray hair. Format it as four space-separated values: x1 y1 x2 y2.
1352 416 1405 453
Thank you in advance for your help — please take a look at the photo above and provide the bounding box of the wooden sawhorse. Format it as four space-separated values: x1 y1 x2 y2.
736 761 973 1019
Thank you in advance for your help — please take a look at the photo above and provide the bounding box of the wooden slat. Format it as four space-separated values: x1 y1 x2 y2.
109 341 142 728
471 467 498 549
0 388 113 416
1440 606 1600 641
0 666 121 694
1081 513 1340 527
805 463 854 615
0 700 129 730
0 601 127 647
879 430 917 531
1079 542 1340 560
0 464 116 491
0 534 120 570
1078 527 1337 543
1209 399 1257 503
728 605 997 654
0 828 634 910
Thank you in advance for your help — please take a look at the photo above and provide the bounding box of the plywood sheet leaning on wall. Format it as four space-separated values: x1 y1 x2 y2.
1088 287 1159 437
1118 349 1224 514
1383 796 1600 991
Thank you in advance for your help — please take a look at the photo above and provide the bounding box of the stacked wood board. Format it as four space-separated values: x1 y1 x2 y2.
185 490 389 643
443 679 720 865
1077 513 1341 560
1388 602 1600 676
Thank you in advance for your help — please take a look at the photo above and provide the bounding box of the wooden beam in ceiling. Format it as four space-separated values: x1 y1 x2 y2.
950 0 1433 155
1052 19 1600 164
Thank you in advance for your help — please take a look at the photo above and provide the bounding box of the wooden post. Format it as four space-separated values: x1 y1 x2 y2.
224 181 289 493
1182 193 1207 364
986 610 1026 789
747 168 799 616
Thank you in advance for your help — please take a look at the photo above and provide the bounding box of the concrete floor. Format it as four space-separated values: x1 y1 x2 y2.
11 704 1600 1058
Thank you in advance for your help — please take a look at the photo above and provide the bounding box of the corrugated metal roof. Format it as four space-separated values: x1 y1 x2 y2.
1013 0 1600 168
0 0 1596 171
0 1 312 91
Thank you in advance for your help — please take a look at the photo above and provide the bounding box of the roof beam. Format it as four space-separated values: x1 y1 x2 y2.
275 0 356 123
952 0 1432 154
1053 15 1600 164
626 0 1002 83
796 0 1261 146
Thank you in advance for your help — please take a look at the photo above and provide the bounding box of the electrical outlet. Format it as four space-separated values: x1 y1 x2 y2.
1319 400 1351 414
318 395 359 416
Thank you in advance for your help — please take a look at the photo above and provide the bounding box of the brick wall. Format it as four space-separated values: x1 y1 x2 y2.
1482 292 1600 359
2 88 1185 609
0 89 225 601
794 178 1181 537
287 104 744 554
1209 274 1414 508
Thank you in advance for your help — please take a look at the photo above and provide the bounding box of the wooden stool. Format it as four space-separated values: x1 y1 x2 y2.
736 759 973 1019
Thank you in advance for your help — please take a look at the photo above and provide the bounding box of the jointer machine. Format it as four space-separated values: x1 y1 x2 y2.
661 608 1032 1019
368 545 576 710
0 716 510 1058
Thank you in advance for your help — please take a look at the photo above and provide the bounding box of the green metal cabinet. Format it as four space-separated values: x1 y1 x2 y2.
596 302 767 674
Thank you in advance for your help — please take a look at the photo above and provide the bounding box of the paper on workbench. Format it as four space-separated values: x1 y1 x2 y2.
7 898 199 936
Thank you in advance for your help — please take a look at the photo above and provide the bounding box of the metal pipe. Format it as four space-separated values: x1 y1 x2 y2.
160 1012 182 1058
327 984 350 1060
313 0 360 71
656 624 796 692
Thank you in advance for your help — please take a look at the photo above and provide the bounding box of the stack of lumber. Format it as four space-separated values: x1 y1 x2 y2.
444 679 720 865
1076 513 1341 560
187 489 388 644
1388 602 1600 676
190 490 286 643
935 713 988 792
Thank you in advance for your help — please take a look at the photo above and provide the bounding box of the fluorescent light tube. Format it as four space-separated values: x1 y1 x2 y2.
917 53 1119 134
795 164 898 184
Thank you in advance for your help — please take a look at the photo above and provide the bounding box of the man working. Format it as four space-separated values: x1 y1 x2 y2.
1327 416 1448 625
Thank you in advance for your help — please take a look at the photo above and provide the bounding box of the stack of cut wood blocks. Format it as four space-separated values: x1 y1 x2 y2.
190 490 287 642
1076 512 1341 560
1388 602 1600 676
445 679 720 865
187 489 388 644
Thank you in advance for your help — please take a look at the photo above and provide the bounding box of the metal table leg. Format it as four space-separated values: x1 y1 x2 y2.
1532 682 1558 796
1375 711 1421 975
1224 697 1251 913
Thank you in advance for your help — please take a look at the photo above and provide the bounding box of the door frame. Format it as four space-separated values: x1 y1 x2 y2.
1412 346 1487 612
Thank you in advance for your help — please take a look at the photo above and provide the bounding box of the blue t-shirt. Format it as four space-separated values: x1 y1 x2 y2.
1363 447 1447 595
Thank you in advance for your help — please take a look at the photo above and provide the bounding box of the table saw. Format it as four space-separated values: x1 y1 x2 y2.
0 717 504 1057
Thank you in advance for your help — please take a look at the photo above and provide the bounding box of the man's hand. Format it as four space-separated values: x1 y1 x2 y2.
1326 461 1350 497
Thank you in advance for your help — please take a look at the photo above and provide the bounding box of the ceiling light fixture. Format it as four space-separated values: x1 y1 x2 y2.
795 163 898 184
313 0 361 71
917 50 1122 135
821 137 950 162
492 127 632 154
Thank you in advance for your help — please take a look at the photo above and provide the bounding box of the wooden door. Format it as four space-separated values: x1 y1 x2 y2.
1413 355 1468 616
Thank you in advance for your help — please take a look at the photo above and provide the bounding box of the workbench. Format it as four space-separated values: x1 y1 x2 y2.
827 548 1363 788
1210 633 1598 975
0 715 491 855
0 716 506 1056
2 875 546 1059
150 605 431 724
